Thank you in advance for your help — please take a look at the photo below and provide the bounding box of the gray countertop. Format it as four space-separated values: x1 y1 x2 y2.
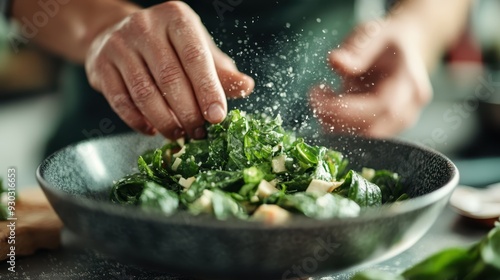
0 206 490 280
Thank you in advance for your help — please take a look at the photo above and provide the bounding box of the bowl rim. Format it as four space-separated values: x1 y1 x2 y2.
36 132 459 230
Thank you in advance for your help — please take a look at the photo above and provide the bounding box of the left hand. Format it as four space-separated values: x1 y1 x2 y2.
309 19 432 138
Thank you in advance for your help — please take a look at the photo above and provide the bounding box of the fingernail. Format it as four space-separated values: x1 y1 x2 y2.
145 125 157 135
173 128 184 139
193 127 206 139
206 103 225 123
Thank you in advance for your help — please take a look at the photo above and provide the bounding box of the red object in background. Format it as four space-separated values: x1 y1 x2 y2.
447 29 483 64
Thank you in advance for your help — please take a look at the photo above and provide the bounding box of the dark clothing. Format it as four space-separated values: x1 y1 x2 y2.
45 0 355 155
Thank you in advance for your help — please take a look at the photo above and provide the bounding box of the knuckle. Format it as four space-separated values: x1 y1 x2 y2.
106 32 125 48
163 1 196 19
86 60 108 91
110 94 131 113
197 75 220 95
180 111 203 127
182 43 207 64
129 12 152 34
157 63 184 88
129 74 155 105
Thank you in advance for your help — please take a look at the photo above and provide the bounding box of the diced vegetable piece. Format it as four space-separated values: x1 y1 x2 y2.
256 179 279 199
178 177 195 189
272 154 287 173
189 189 214 215
306 179 343 194
252 204 291 225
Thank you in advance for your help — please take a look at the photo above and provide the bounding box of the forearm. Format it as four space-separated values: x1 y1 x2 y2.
389 0 475 70
11 0 140 63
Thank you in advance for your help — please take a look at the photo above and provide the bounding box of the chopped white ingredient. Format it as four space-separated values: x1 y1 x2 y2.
172 145 186 158
176 137 185 147
252 204 291 225
269 179 278 187
306 179 344 193
256 180 279 199
191 189 213 214
361 167 376 181
171 157 182 171
250 195 260 203
178 177 195 189
271 155 287 173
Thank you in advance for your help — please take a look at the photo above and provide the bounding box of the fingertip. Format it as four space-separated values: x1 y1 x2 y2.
206 102 226 123
329 49 357 74
221 70 255 99
136 122 157 136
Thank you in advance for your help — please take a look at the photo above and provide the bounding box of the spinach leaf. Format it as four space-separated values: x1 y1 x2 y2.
211 189 247 220
279 192 360 219
402 247 479 280
351 270 404 280
352 221 500 280
174 140 210 178
110 173 150 205
325 149 349 180
335 170 382 207
181 170 243 204
139 182 179 215
370 170 404 203
226 111 250 170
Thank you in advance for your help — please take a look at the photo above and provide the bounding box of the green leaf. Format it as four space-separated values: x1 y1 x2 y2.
226 113 250 170
138 156 154 178
402 247 478 280
174 140 210 178
211 189 247 220
139 182 179 215
335 170 382 207
481 225 500 270
351 269 404 280
279 192 360 219
110 173 149 205
181 170 243 204
370 170 404 203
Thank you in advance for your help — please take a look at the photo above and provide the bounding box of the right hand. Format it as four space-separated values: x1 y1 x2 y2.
85 1 254 140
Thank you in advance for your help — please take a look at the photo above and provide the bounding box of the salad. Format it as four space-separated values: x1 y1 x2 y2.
110 110 407 223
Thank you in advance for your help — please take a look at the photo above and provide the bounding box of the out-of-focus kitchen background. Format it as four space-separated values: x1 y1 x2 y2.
1 0 500 188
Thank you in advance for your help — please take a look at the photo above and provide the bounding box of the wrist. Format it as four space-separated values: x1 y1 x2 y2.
81 2 140 56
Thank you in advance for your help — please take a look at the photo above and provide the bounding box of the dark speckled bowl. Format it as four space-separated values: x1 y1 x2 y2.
36 133 458 280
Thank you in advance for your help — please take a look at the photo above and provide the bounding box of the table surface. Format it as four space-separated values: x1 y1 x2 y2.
0 205 491 280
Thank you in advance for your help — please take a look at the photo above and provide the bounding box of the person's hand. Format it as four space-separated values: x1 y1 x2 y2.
309 18 432 138
85 1 254 140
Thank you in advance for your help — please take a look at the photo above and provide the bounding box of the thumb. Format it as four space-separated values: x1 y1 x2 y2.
329 22 386 75
209 43 254 99
216 66 255 99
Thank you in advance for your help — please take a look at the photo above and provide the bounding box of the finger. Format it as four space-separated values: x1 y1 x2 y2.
141 38 207 139
167 13 227 124
310 75 418 138
206 37 255 99
96 63 156 135
214 54 255 99
329 22 388 76
115 52 184 140
366 74 421 137
309 85 385 136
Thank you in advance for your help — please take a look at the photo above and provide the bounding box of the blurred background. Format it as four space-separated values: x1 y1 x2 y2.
1 0 499 188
